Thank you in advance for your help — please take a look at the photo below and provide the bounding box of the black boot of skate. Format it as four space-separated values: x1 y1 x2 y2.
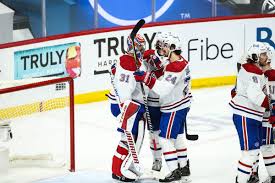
178 160 190 177
271 176 275 183
247 173 259 183
112 173 135 182
159 169 181 182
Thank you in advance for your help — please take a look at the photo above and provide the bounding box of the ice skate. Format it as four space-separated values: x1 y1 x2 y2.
112 173 136 182
159 169 181 183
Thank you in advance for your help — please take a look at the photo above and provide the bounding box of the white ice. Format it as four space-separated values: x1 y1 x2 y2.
0 86 270 183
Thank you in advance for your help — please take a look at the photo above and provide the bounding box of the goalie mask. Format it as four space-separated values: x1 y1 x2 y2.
127 34 146 61
247 42 268 63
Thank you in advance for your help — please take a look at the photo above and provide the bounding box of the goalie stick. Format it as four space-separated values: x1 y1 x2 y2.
109 72 142 174
130 19 158 151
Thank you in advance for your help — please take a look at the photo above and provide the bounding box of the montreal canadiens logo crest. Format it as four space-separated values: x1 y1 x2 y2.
88 0 175 25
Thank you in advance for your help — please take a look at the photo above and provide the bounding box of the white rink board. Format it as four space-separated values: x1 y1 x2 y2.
0 16 275 97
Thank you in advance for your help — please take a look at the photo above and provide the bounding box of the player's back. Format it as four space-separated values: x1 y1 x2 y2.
230 63 267 121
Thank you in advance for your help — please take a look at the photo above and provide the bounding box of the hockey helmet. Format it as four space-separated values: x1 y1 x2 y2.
247 42 268 63
155 32 182 51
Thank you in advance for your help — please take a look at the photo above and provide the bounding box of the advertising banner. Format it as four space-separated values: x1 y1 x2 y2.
14 42 81 79
0 15 275 99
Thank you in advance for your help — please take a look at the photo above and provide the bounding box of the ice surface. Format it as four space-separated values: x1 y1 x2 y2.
0 86 270 183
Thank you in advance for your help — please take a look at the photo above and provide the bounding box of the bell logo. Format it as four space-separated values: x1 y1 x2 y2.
257 27 275 49
88 0 174 26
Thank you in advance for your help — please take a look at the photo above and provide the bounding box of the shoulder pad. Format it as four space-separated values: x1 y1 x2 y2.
242 63 263 75
120 55 138 71
166 59 188 72
265 69 275 81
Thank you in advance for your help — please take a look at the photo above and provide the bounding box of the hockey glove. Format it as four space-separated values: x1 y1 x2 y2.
133 71 156 89
111 63 116 75
231 87 237 98
148 55 163 71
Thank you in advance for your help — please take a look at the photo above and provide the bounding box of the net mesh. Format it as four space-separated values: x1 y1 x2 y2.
0 78 73 170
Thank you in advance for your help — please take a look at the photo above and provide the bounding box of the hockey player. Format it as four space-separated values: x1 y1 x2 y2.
134 32 192 182
141 33 168 172
111 34 149 182
108 33 166 174
255 45 275 183
229 42 270 183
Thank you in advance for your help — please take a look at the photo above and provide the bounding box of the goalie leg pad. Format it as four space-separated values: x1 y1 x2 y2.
112 141 129 177
121 153 141 180
120 100 141 132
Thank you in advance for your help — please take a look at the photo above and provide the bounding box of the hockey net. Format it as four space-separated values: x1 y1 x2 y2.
0 77 75 172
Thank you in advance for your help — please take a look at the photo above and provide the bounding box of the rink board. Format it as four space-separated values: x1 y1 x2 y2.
0 14 274 104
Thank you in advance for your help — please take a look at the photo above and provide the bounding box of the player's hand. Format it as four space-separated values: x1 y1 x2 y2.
231 87 236 98
133 71 156 89
133 71 146 82
148 55 162 71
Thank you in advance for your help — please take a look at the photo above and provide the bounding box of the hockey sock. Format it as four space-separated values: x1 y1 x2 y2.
150 131 162 161
261 144 275 177
174 133 188 168
237 149 260 183
251 153 259 176
160 137 178 172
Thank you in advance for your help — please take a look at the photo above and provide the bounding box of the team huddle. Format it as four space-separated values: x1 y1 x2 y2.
106 32 192 183
106 30 275 183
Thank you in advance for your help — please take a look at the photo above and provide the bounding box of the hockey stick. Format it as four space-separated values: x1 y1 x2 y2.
109 72 142 172
130 19 158 151
185 121 198 141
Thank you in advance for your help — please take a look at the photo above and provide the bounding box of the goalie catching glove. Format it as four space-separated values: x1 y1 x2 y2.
133 71 156 89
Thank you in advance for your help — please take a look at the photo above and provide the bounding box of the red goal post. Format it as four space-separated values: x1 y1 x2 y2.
0 77 75 172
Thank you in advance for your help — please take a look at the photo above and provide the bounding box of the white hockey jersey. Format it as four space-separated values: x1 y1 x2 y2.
229 63 269 121
262 69 275 127
151 57 192 112
113 54 149 104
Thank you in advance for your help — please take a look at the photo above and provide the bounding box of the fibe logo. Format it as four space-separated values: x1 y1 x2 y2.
257 27 275 49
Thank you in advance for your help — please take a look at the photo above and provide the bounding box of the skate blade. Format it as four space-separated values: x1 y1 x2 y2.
180 176 191 183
